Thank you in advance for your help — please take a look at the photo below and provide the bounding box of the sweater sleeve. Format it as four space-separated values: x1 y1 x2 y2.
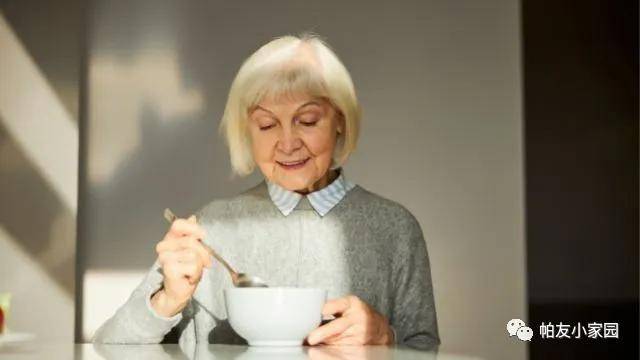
92 261 191 344
390 212 441 351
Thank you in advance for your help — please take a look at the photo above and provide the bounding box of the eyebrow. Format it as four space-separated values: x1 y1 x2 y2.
296 100 323 111
252 100 323 116
252 106 275 116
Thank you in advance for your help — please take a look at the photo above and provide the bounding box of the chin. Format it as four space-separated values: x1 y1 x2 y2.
264 162 320 192
273 170 315 192
279 177 313 192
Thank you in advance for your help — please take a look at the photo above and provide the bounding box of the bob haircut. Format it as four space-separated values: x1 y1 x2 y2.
219 33 361 176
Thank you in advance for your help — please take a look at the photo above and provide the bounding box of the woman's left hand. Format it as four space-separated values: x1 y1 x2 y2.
306 295 395 346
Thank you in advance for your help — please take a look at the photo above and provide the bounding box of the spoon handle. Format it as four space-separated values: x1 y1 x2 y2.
163 208 239 279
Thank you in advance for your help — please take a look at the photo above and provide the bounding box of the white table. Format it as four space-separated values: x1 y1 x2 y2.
0 343 482 359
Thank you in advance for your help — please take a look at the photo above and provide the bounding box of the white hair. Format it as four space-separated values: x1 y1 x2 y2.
219 33 361 176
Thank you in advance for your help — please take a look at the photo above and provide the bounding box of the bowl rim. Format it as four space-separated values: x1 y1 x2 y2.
224 287 326 292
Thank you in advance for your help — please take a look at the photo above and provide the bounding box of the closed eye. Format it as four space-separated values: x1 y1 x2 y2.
296 112 320 127
297 116 319 127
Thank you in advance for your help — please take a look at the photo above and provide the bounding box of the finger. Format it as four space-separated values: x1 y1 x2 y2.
321 325 364 345
157 235 188 254
321 297 352 316
316 332 348 345
320 323 359 344
157 231 204 251
157 251 179 268
173 236 212 267
307 317 352 345
322 335 361 346
169 218 206 239
156 238 176 254
175 248 199 264
166 236 211 267
157 237 212 268
157 221 206 251
174 261 202 285
162 259 188 280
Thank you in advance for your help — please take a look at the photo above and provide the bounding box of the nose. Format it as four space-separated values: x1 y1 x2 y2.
276 127 303 155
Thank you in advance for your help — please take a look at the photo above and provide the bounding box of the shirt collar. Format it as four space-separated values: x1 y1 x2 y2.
266 169 356 217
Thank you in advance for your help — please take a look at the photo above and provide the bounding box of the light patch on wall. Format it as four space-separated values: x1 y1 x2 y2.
0 225 74 341
82 270 147 341
0 12 78 214
89 50 205 185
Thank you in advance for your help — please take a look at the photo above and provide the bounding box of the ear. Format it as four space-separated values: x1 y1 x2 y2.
335 111 345 135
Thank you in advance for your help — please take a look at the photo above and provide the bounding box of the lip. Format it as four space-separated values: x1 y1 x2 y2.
276 158 309 170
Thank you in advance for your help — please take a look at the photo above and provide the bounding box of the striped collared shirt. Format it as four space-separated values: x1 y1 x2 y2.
266 169 356 217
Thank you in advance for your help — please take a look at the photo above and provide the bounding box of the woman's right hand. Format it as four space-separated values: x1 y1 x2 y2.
150 215 212 317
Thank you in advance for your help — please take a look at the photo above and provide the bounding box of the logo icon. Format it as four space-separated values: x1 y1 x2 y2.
507 318 533 341
517 326 533 341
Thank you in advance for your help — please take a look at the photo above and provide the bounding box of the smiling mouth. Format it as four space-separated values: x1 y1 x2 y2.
276 158 309 170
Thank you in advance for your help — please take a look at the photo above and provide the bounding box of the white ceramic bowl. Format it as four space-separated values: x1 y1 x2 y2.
224 287 327 346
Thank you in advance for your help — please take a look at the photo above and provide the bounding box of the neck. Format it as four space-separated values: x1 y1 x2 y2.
296 169 339 195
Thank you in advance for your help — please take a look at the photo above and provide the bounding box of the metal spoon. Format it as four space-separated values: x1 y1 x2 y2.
163 208 268 288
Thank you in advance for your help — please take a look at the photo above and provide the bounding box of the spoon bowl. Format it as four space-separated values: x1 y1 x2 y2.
236 273 268 288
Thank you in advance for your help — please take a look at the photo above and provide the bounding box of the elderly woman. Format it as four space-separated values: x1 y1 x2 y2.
94 34 440 350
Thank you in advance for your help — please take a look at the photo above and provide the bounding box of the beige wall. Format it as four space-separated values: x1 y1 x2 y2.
0 0 81 343
347 4 525 357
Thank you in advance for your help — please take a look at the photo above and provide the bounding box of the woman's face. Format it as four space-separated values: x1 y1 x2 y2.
248 94 341 193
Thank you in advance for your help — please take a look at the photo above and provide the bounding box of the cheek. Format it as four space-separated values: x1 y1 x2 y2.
250 131 277 163
313 135 336 172
303 128 336 162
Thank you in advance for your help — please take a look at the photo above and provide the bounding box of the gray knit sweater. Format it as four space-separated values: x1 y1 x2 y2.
93 182 440 351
